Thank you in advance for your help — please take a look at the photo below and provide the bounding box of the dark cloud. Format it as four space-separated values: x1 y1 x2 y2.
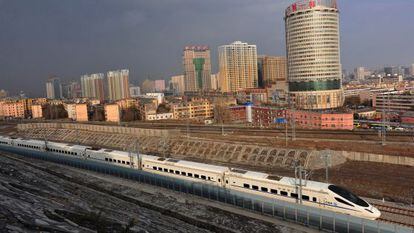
0 0 413 97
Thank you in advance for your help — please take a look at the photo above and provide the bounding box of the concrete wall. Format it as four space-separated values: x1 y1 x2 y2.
335 150 414 167
17 123 170 137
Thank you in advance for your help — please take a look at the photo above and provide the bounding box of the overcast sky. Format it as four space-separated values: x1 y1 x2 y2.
1 0 413 97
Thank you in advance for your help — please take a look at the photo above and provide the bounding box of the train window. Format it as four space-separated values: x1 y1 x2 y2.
118 160 121 163
328 185 369 207
243 184 250 188
126 162 130 165
335 197 354 207
291 193 299 199
218 179 221 182
187 173 193 177
109 158 112 162
164 168 168 172
153 166 157 170
105 158 108 161
208 177 211 180
158 167 162 171
281 191 288 196
225 180 228 184
201 175 206 180
252 185 259 190
175 171 180 175
261 187 268 192
122 161 125 164
169 169 174 173
313 197 317 202
270 189 277 194
302 195 310 201
181 172 186 176
194 174 200 178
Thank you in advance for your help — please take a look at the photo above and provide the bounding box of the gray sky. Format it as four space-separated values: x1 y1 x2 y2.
0 0 413 97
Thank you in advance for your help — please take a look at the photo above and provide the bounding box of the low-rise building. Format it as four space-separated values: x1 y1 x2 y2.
170 98 213 120
31 104 44 119
288 110 354 130
146 113 174 121
105 104 121 123
373 92 414 113
75 104 88 122
401 112 414 125
65 104 77 120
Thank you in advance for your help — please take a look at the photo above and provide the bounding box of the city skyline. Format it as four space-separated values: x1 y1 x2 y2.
1 0 413 96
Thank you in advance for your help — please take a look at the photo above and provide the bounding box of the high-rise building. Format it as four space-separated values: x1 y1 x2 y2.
154 79 166 92
141 79 155 94
262 56 287 89
81 73 105 101
218 41 258 92
210 73 219 90
183 46 212 92
354 67 371 81
411 64 414 76
257 56 265 88
46 77 62 99
107 69 130 101
0 90 7 99
285 0 344 110
129 85 141 97
62 81 82 99
170 75 185 95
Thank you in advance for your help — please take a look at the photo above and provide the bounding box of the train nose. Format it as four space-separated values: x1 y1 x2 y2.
371 207 381 219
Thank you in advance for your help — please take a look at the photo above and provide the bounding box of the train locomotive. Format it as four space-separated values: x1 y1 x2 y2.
0 136 381 220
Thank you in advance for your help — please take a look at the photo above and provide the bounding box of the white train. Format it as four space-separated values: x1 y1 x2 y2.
0 136 381 220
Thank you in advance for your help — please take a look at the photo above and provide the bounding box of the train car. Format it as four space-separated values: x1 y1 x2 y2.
100 149 138 168
224 168 380 220
0 135 13 145
0 136 381 220
14 138 45 151
141 155 228 186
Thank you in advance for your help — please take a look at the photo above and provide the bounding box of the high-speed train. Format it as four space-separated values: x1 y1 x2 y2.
0 136 381 220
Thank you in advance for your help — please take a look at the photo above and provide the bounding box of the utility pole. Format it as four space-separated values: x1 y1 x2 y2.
321 150 332 183
381 94 386 146
294 159 305 204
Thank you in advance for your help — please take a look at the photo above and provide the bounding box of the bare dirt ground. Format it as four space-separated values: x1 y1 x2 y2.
0 151 312 233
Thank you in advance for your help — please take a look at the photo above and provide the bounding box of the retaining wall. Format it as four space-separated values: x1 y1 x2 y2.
17 123 171 137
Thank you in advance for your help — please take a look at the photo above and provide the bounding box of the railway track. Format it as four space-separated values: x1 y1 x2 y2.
375 203 414 218
0 152 239 233
375 204 414 228
378 218 414 228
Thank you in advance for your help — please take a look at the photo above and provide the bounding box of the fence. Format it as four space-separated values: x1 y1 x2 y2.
0 145 412 233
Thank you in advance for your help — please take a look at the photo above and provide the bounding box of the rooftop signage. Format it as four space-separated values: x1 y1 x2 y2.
286 0 338 17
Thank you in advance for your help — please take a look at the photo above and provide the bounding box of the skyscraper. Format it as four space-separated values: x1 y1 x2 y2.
107 69 130 101
81 73 105 101
218 41 258 92
285 0 343 110
45 77 62 99
183 46 212 92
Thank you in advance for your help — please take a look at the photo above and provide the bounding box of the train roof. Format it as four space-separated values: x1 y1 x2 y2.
279 177 330 190
143 155 229 174
105 150 131 158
